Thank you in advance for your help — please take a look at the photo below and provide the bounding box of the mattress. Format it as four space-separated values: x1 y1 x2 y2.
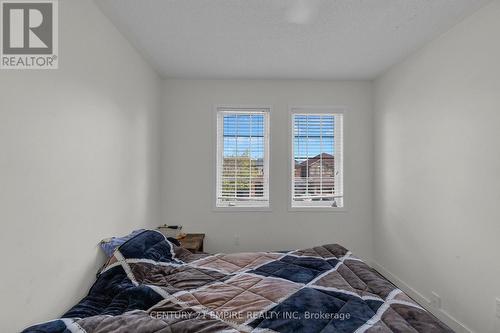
23 230 453 332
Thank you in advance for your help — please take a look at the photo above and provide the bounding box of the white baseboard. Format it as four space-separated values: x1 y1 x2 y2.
370 261 474 333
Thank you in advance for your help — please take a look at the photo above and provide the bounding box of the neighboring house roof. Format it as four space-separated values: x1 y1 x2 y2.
296 153 334 167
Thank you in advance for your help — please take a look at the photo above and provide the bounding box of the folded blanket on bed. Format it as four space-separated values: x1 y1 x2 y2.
23 230 453 333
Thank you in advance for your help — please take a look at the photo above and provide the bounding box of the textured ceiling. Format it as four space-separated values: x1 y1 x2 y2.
96 0 490 80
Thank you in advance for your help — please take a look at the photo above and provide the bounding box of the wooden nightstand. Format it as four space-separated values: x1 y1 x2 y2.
178 233 205 253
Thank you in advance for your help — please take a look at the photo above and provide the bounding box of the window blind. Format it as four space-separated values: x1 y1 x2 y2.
291 112 343 208
216 107 270 208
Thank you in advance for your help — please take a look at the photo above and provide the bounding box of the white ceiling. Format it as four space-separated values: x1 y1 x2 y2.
96 0 489 80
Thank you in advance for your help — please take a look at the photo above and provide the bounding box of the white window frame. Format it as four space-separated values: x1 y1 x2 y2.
214 105 271 211
289 106 346 211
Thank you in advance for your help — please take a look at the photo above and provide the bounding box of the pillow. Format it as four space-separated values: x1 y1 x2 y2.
100 229 146 257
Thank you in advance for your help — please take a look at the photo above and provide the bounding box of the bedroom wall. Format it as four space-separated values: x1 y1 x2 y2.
161 79 374 260
373 1 500 333
0 0 161 331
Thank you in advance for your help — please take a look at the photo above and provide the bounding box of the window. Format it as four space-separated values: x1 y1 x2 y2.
216 107 270 208
291 108 343 208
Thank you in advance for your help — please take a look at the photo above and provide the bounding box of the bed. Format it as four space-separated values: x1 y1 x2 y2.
23 230 453 332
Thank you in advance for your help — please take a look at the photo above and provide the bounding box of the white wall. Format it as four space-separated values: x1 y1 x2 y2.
0 0 161 331
373 1 500 333
161 79 374 260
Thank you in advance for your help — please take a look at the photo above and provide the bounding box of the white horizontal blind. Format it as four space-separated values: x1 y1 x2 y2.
291 112 343 208
216 107 270 208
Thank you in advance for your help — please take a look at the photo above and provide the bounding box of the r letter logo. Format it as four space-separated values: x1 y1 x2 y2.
1 0 58 69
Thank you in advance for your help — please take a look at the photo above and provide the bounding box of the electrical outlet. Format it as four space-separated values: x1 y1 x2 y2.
233 235 240 246
496 298 500 318
430 291 441 309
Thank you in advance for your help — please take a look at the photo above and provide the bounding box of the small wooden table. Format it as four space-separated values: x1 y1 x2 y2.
178 233 205 253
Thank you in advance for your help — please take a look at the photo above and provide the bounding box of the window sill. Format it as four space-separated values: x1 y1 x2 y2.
288 206 347 213
213 206 272 212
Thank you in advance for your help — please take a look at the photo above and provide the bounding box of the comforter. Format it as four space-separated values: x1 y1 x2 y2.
23 230 452 333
